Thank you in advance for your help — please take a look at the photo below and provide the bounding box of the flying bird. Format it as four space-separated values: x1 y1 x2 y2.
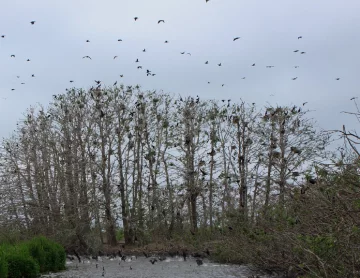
120 75 124 77
293 50 299 52
114 56 118 59
11 89 15 91
336 78 340 80
142 49 146 52
294 66 299 68
95 80 101 85
30 21 36 25
164 40 169 43
242 77 246 79
1 35 4 38
137 66 142 69
135 58 139 62
21 83 25 84
118 39 122 42
206 0 210 2
70 80 74 83
187 53 191 56
205 61 208 64
303 102 308 106
113 81 117 86
300 52 306 54
83 56 92 59
180 52 185 54
233 37 240 41
158 20 165 24
134 17 138 21
252 63 255 66
292 77 298 80
218 63 222 66
31 74 35 77
86 40 90 42
350 97 357 100
222 84 225 87
27 59 30 62
11 55 15 57
298 36 302 39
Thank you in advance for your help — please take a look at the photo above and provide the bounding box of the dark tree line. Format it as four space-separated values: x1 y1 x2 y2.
0 84 329 251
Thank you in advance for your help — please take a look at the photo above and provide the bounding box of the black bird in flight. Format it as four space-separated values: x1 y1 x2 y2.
336 78 340 80
180 52 185 54
1 35 4 38
294 66 299 68
298 36 302 39
233 37 240 41
114 56 118 59
83 56 91 59
208 82 210 84
86 40 90 42
70 80 74 83
252 63 255 66
135 58 139 62
21 83 25 84
11 89 15 91
120 75 124 77
134 17 138 21
158 20 165 24
350 97 357 100
164 40 169 43
142 48 146 52
30 21 36 25
300 51 306 54
113 81 117 86
11 55 15 57
31 74 35 77
222 84 225 87
205 61 208 64
292 77 298 80
27 59 30 62
206 0 210 2
303 102 308 106
187 53 191 56
242 77 246 79
118 39 122 42
137 66 142 69
218 63 222 66
95 80 101 85
293 50 299 52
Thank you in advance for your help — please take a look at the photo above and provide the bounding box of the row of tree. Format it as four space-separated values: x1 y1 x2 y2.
0 84 331 250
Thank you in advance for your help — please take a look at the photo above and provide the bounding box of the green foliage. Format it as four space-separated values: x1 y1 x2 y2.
0 247 8 278
116 228 124 241
25 236 66 273
5 248 39 278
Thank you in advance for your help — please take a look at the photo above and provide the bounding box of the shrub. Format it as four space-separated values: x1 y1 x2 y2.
0 246 8 278
116 228 124 241
6 248 39 278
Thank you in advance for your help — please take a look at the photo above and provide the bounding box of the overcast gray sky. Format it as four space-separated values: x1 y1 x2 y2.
0 0 359 141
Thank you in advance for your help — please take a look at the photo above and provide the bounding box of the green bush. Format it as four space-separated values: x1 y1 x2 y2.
26 236 65 273
116 228 124 241
0 246 8 278
6 249 39 278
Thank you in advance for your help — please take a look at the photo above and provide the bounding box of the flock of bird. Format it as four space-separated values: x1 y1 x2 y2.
66 249 207 276
0 2 344 98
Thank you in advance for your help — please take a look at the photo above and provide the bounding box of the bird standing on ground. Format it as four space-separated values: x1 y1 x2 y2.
196 259 203 266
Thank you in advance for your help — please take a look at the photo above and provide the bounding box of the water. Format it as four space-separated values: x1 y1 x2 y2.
41 256 278 278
